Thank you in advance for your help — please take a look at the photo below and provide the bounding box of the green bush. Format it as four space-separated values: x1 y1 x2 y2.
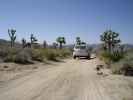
32 49 44 61
100 50 124 62
111 51 124 62
58 48 72 58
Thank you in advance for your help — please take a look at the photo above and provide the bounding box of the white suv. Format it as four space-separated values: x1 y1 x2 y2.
73 44 90 59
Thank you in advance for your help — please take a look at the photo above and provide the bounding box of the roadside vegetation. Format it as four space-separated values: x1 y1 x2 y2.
111 49 133 75
0 29 72 64
0 29 133 76
98 29 133 76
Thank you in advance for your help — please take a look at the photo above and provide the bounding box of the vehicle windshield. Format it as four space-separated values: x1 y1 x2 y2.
75 45 86 49
80 46 86 49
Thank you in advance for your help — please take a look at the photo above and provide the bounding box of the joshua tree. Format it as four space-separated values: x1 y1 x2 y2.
26 42 31 48
22 38 26 48
30 34 37 47
56 37 66 49
8 29 16 47
52 42 58 49
43 40 47 48
100 30 121 53
76 37 81 45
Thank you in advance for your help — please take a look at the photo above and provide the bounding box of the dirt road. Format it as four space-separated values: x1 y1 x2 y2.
0 58 133 100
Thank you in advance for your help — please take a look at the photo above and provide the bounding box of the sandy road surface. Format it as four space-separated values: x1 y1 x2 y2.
0 58 133 100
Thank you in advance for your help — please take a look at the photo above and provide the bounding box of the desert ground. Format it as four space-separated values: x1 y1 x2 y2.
0 58 133 100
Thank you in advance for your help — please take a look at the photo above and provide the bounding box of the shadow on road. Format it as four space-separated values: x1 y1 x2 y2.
77 56 96 60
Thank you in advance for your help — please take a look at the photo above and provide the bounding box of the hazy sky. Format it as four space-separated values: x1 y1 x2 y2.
0 0 133 44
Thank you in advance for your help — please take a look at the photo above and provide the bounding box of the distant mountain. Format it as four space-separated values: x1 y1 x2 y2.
0 39 21 48
65 44 74 49
123 44 133 50
0 39 10 47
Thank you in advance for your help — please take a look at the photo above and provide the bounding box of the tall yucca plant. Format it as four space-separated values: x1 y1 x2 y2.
100 30 121 53
8 29 16 48
22 38 26 48
76 37 81 45
56 37 66 49
30 34 37 47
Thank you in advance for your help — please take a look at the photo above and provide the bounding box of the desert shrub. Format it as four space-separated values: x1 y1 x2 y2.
50 48 71 59
111 49 133 75
2 48 33 64
111 60 125 74
111 60 133 75
0 46 72 64
58 48 72 57
0 47 9 58
3 48 20 62
32 49 44 61
31 48 57 61
14 50 32 64
111 51 124 62
44 49 57 60
4 54 15 62
99 50 124 63
22 48 33 56
31 48 71 61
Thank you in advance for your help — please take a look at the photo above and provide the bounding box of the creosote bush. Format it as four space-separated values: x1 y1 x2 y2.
111 59 133 75
32 49 44 61
100 50 124 62
14 50 32 64
58 48 72 57
3 48 20 62
1 48 33 64
0 47 72 64
32 48 71 61
111 50 133 75
43 49 57 61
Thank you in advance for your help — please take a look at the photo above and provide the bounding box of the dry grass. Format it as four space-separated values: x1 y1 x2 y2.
111 49 133 75
0 47 72 64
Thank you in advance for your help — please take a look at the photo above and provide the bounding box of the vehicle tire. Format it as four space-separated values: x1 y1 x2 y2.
87 54 90 59
73 56 76 59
